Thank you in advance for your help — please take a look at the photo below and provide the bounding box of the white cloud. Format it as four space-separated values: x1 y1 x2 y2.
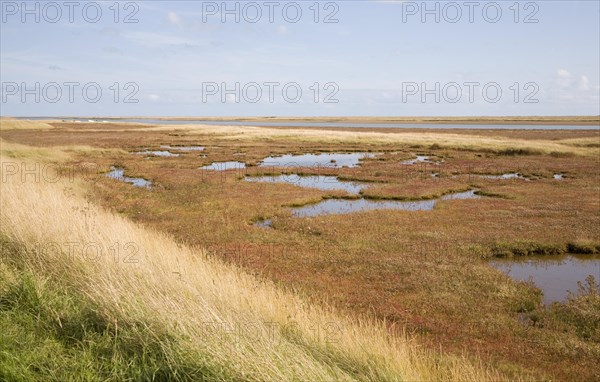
557 69 571 78
556 69 572 88
148 94 160 101
167 11 184 28
579 75 590 90
276 26 288 35
549 69 599 110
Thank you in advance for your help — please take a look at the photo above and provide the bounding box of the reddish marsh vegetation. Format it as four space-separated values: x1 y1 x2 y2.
2 118 599 381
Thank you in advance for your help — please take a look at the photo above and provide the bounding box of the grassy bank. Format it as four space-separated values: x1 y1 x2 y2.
0 255 199 381
0 153 506 381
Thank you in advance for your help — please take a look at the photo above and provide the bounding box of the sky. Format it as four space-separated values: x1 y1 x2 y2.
1 0 599 117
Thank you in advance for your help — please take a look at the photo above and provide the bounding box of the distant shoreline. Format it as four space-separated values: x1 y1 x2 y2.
7 116 600 126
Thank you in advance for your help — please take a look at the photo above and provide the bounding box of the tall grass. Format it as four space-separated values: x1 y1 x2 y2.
0 118 56 131
0 138 125 161
0 155 510 381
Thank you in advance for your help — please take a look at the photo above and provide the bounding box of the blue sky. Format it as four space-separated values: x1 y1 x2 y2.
1 0 599 116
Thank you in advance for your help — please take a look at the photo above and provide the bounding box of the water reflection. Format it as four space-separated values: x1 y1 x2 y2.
491 255 600 304
106 167 151 188
292 190 479 217
259 153 375 168
245 175 368 194
134 150 180 157
200 162 246 171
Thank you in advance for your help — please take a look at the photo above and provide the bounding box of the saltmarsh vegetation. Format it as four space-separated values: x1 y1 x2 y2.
488 240 600 258
1 118 599 381
0 153 508 381
140 123 600 157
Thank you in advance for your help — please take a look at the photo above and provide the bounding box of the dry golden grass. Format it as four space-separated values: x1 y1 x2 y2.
0 153 512 381
0 138 125 161
137 123 600 157
0 118 56 131
0 139 71 161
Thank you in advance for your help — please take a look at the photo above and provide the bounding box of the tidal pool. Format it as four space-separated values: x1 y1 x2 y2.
491 256 600 304
106 167 151 188
292 190 479 217
200 162 246 171
259 153 375 168
134 150 180 157
245 175 368 194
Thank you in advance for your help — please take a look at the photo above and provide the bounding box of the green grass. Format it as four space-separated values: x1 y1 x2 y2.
0 242 233 382
528 276 600 343
488 241 566 258
486 240 600 258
